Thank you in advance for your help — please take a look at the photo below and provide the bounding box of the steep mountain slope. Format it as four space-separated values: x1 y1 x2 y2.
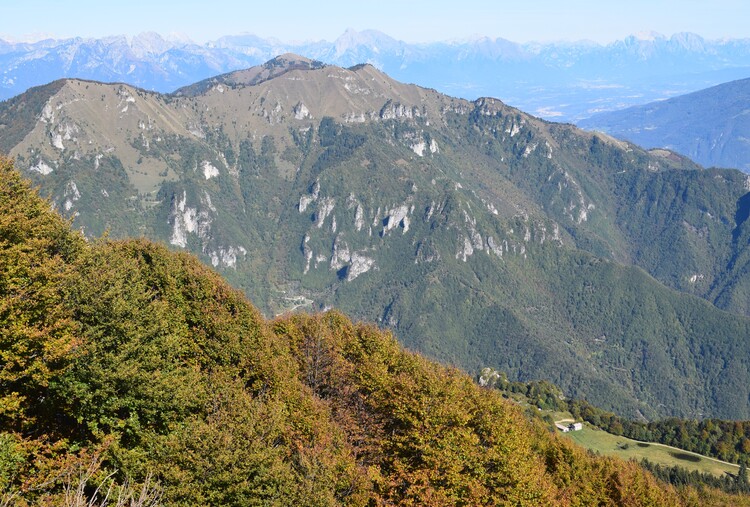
5 56 750 420
579 77 750 173
6 158 735 505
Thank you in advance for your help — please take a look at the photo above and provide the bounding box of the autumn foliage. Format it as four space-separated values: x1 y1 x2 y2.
1 156 749 505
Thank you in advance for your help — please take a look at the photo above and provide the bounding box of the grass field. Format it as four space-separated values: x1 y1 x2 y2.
562 424 739 478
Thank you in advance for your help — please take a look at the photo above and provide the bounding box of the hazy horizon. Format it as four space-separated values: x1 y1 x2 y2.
3 0 750 46
1 27 747 48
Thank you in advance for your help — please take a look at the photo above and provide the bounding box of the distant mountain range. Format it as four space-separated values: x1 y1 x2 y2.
7 55 750 421
2 29 750 121
579 77 750 172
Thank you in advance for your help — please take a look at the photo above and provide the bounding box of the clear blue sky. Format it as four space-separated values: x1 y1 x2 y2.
3 0 749 44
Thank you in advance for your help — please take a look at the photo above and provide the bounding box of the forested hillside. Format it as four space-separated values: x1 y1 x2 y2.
6 56 750 420
5 159 750 505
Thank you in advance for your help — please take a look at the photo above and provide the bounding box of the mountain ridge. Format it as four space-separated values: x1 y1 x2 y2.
5 56 750 421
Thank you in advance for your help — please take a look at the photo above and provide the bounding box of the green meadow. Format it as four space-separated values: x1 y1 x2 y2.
563 424 740 478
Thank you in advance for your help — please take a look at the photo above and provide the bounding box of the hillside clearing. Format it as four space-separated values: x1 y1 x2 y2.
563 424 740 478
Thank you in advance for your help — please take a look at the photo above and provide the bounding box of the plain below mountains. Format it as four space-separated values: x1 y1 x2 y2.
5 55 750 422
579 77 750 173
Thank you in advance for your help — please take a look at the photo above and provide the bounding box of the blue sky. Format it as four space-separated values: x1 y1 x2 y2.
3 0 749 44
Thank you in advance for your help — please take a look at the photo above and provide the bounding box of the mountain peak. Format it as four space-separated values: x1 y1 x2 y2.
334 28 396 45
252 53 326 83
669 32 706 51
172 53 327 96
331 28 402 59
265 53 324 70
631 30 666 42
130 31 173 57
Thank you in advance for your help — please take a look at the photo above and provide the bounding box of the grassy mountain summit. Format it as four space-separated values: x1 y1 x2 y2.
3 157 750 506
4 56 750 420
